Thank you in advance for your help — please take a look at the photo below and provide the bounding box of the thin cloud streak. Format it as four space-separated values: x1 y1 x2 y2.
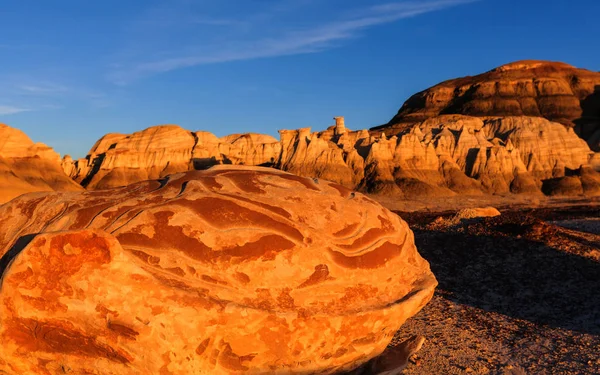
372 0 477 12
7 78 112 110
109 0 479 84
0 105 31 115
17 83 68 95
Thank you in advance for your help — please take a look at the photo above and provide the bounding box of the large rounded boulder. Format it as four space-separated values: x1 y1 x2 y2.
0 166 436 374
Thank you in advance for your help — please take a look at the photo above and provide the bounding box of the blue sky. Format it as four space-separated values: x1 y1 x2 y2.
1 0 599 158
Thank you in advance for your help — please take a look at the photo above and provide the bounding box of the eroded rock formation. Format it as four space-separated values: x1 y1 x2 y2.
379 60 600 150
0 166 437 374
3 61 598 202
0 123 82 203
67 125 281 189
63 115 599 198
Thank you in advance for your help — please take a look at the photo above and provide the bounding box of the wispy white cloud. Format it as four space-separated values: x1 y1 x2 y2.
372 0 477 13
0 105 31 115
17 83 68 95
134 11 243 29
109 0 479 84
3 77 112 110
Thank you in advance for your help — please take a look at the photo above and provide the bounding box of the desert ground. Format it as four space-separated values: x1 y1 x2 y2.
377 200 600 375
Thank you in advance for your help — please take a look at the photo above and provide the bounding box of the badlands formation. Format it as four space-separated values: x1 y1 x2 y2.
0 166 436 374
64 114 599 198
0 60 594 201
54 61 600 199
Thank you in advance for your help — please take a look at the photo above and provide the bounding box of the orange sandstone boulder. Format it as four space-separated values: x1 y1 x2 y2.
0 166 437 374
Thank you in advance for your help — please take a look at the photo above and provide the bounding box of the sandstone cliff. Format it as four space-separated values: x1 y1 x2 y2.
63 115 599 198
378 60 600 150
0 123 82 203
0 166 436 374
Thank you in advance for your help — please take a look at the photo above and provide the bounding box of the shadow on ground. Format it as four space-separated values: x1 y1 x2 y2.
413 223 600 335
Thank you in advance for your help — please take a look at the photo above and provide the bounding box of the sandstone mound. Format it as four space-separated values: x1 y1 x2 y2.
0 123 82 203
0 166 437 374
379 60 600 146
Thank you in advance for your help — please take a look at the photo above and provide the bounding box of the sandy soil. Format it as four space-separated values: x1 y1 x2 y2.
370 205 600 374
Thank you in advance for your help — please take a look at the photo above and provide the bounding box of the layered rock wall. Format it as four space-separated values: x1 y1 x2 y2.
62 115 599 197
378 60 600 150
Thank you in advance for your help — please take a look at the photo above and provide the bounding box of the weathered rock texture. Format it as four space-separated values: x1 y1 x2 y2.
0 166 437 374
63 115 599 198
0 123 82 203
379 60 600 150
67 125 281 189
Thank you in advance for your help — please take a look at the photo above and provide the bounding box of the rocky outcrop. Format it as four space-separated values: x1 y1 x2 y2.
61 114 598 198
278 127 362 188
0 123 82 203
378 60 600 150
68 125 196 189
0 166 437 374
296 115 599 197
67 125 281 189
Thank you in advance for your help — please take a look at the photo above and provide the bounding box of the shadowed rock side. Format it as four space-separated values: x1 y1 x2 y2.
0 124 83 203
378 60 600 150
63 115 600 198
0 166 437 374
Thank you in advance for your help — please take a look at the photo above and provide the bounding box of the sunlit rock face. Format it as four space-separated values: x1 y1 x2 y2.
62 113 599 198
67 125 282 190
0 166 437 374
380 60 600 143
0 123 82 203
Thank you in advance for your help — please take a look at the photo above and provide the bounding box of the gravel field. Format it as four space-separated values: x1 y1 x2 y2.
362 204 600 374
